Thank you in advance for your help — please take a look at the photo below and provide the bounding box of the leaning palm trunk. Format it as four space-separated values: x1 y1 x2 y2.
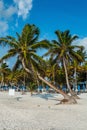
22 58 77 104
63 57 79 99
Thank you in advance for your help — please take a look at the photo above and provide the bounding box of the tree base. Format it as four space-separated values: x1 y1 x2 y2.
71 91 80 99
60 96 77 104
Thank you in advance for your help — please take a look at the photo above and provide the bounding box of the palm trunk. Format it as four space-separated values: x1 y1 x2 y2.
63 57 79 99
24 73 26 86
21 58 77 104
63 57 73 93
38 74 69 99
1 73 5 87
74 67 77 91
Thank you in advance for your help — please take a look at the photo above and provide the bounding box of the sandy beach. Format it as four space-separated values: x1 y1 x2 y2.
0 91 87 130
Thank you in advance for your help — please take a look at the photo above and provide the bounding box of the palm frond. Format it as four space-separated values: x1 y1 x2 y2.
31 40 51 49
55 30 63 43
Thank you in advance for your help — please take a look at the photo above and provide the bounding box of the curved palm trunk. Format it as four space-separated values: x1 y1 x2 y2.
22 58 77 104
63 57 72 93
63 57 79 99
38 74 69 98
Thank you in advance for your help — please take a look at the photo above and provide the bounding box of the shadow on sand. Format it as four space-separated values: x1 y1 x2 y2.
32 93 59 101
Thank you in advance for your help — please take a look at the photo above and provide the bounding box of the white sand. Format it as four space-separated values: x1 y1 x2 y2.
0 91 87 130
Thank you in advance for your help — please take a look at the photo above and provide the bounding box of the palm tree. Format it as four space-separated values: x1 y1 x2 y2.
0 24 77 104
0 62 10 86
44 58 66 86
43 30 84 97
71 47 86 90
7 69 25 86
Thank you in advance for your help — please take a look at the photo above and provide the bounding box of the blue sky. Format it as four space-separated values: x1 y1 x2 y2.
0 0 87 67
0 0 87 38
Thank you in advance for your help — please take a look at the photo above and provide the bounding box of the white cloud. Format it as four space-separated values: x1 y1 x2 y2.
73 38 87 52
0 0 17 35
4 6 17 19
13 0 33 19
0 21 8 35
0 0 17 19
0 0 33 35
0 0 33 20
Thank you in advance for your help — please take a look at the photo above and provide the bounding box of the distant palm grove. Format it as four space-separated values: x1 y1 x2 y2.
0 24 87 104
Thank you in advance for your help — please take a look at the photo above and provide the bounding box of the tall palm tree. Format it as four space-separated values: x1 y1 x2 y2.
44 30 84 97
0 24 77 104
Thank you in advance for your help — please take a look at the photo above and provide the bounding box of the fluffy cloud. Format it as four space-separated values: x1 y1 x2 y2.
0 0 17 19
3 6 17 19
73 38 87 52
0 0 33 20
13 0 33 19
0 0 33 35
0 21 8 35
0 0 17 35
